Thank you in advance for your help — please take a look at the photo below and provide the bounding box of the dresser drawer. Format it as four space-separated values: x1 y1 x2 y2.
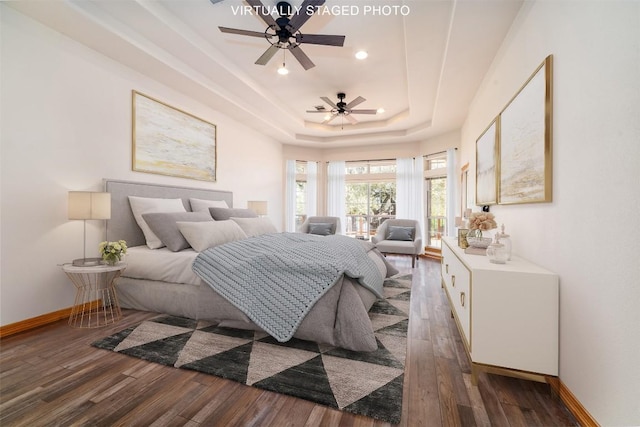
441 243 471 348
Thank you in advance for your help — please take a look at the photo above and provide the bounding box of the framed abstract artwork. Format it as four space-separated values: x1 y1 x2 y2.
475 118 499 205
132 91 217 182
498 55 553 204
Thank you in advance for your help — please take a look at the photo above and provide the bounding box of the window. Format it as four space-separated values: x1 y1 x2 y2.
424 154 447 249
295 161 307 228
345 160 396 239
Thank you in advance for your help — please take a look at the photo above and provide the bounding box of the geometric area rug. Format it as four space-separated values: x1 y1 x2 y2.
92 274 412 424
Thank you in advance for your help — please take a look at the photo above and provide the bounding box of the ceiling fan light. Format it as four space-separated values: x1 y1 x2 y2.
355 50 368 60
277 63 289 75
377 107 385 114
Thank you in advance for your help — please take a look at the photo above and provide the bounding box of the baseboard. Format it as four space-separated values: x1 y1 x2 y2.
0 300 100 339
550 378 599 427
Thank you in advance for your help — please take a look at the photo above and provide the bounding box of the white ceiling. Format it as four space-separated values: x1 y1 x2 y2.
7 0 523 147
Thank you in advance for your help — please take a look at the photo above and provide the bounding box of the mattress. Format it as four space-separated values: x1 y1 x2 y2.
122 245 200 285
123 243 388 288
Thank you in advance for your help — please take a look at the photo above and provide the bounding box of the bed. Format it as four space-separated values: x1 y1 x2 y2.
105 179 396 352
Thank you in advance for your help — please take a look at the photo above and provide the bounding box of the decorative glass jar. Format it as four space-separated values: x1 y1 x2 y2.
486 235 508 264
497 224 512 261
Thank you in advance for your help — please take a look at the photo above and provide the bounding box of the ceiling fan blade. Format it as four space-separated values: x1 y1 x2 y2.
255 45 280 65
306 110 327 113
320 97 338 109
209 0 224 4
245 0 279 30
345 96 366 109
288 45 315 70
349 109 378 115
295 33 345 47
323 114 338 124
345 114 358 124
219 26 268 38
287 0 325 32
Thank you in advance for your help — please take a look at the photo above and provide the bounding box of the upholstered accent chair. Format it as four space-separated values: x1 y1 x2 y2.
371 219 422 267
297 216 341 235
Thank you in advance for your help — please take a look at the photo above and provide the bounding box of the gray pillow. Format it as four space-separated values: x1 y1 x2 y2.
209 207 257 221
142 211 213 252
230 217 278 237
387 226 415 241
177 220 247 252
309 222 333 236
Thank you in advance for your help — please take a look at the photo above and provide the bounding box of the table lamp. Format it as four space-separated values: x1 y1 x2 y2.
68 191 111 266
247 200 268 217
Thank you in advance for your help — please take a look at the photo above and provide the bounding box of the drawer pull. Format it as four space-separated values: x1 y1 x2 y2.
460 292 466 307
446 264 449 274
452 275 456 287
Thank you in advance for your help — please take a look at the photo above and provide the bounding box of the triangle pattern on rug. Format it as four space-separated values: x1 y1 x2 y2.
383 286 409 299
376 333 407 366
322 354 404 409
114 321 194 352
325 338 403 369
253 355 339 409
370 312 408 332
370 299 408 316
343 374 405 421
119 332 193 366
180 342 253 383
376 319 409 337
175 329 253 368
387 299 410 317
247 341 319 385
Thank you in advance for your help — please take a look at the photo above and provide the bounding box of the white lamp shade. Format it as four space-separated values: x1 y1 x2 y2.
247 200 268 216
68 192 111 220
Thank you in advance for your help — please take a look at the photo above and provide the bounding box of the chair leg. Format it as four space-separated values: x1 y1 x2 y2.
411 255 416 268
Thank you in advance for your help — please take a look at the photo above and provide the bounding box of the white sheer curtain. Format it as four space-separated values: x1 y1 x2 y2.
326 161 346 234
396 158 425 240
446 148 457 237
306 161 318 218
284 159 297 232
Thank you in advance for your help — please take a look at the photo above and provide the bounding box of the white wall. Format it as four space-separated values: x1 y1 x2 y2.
461 2 640 425
0 6 283 326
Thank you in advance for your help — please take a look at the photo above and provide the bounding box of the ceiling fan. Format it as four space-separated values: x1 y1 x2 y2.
307 93 377 124
217 0 345 70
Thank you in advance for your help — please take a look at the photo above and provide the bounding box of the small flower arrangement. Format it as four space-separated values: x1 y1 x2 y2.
99 240 127 265
468 212 497 232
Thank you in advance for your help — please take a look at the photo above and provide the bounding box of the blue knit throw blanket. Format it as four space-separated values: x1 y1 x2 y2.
192 232 384 342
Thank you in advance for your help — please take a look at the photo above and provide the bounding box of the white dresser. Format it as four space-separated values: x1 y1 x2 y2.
440 237 559 384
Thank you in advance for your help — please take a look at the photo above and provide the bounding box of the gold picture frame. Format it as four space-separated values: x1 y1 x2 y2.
475 118 499 205
132 91 217 182
498 55 553 204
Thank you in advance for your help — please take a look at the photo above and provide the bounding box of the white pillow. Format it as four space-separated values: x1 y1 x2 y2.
177 220 247 252
189 198 229 213
128 196 186 249
231 217 277 238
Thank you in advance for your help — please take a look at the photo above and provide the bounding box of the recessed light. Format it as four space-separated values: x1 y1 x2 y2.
377 108 385 114
355 50 368 60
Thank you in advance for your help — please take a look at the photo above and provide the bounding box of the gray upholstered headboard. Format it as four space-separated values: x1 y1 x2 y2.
104 179 233 247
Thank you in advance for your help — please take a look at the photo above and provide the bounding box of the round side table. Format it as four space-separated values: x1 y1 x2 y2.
62 263 126 328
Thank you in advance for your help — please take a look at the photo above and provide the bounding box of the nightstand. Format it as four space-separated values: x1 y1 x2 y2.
62 263 126 328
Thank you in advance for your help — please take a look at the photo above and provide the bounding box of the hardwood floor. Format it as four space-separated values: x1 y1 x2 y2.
0 256 577 426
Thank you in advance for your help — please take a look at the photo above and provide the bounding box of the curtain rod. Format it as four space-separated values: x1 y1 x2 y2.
343 158 396 163
424 148 457 157
323 148 457 164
